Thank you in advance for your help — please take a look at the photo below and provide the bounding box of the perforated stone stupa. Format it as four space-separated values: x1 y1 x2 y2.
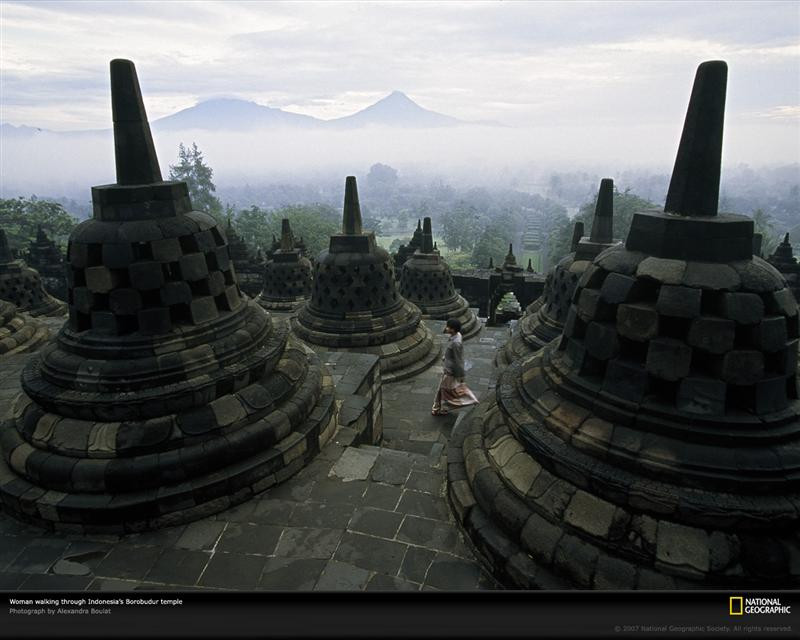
399 217 480 339
26 226 68 301
393 219 423 275
768 233 800 306
0 301 49 356
225 218 264 298
496 180 620 369
0 60 336 532
293 177 440 382
257 218 313 311
0 230 65 317
448 61 800 589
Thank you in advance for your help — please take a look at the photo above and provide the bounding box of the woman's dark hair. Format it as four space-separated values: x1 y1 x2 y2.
446 318 462 333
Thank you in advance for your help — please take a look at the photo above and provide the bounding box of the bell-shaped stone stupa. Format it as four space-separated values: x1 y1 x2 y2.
768 233 800 306
496 180 621 369
257 218 313 311
293 177 440 382
399 217 480 339
393 219 423 274
26 226 68 301
0 230 65 317
224 218 263 298
448 61 800 589
0 60 336 532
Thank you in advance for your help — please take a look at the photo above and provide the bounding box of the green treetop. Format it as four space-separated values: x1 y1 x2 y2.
169 142 224 223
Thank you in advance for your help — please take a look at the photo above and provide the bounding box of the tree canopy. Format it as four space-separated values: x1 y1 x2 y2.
233 204 340 258
0 196 79 253
169 142 224 222
547 188 657 265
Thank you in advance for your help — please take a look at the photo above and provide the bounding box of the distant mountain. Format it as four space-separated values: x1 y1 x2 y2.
2 92 504 135
328 91 462 129
152 98 323 131
0 123 50 137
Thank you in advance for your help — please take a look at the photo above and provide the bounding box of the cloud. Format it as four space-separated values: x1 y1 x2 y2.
0 0 797 168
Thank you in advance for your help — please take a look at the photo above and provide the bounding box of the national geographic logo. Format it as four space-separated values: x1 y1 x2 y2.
730 597 792 616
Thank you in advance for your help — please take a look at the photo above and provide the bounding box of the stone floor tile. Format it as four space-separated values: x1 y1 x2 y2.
399 546 436 584
258 558 327 590
0 535 29 571
61 541 112 571
87 577 142 591
405 470 443 495
396 489 450 521
328 446 379 481
264 475 316 502
362 483 402 510
18 573 93 591
396 515 463 553
365 573 420 591
273 527 343 559
175 520 226 551
288 502 354 528
333 531 408 575
249 499 295 526
215 500 257 523
425 552 483 590
348 507 404 539
370 455 413 486
197 552 267 590
308 478 368 504
313 560 371 591
125 524 185 548
215 523 283 556
5 538 71 574
144 548 211 586
94 545 162 581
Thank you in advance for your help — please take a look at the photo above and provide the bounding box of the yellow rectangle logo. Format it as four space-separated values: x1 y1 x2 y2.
730 597 744 615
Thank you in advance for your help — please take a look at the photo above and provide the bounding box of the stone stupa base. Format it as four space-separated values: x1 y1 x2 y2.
0 302 50 356
419 295 481 341
448 345 800 590
294 317 440 383
0 325 338 534
495 299 543 369
257 295 309 313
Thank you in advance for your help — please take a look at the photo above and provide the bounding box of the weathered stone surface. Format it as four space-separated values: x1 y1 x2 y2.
637 257 686 285
646 338 692 381
563 491 616 539
656 521 710 573
655 285 702 318
676 376 726 415
617 304 659 342
687 316 735 354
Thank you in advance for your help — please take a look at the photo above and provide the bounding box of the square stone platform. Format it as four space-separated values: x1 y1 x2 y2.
0 315 509 591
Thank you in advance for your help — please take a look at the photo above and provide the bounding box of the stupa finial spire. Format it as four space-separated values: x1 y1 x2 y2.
570 221 585 253
280 218 294 251
590 179 614 243
342 176 363 235
421 217 434 253
110 59 162 186
664 60 727 217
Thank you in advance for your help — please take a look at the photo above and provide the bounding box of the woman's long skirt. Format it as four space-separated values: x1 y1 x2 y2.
432 374 479 414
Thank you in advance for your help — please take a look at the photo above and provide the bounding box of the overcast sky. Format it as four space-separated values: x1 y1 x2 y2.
1 0 798 169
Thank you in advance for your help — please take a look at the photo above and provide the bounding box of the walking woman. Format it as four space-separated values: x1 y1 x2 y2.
432 318 480 416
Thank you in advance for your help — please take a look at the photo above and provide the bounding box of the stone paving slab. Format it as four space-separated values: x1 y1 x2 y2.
0 320 505 590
